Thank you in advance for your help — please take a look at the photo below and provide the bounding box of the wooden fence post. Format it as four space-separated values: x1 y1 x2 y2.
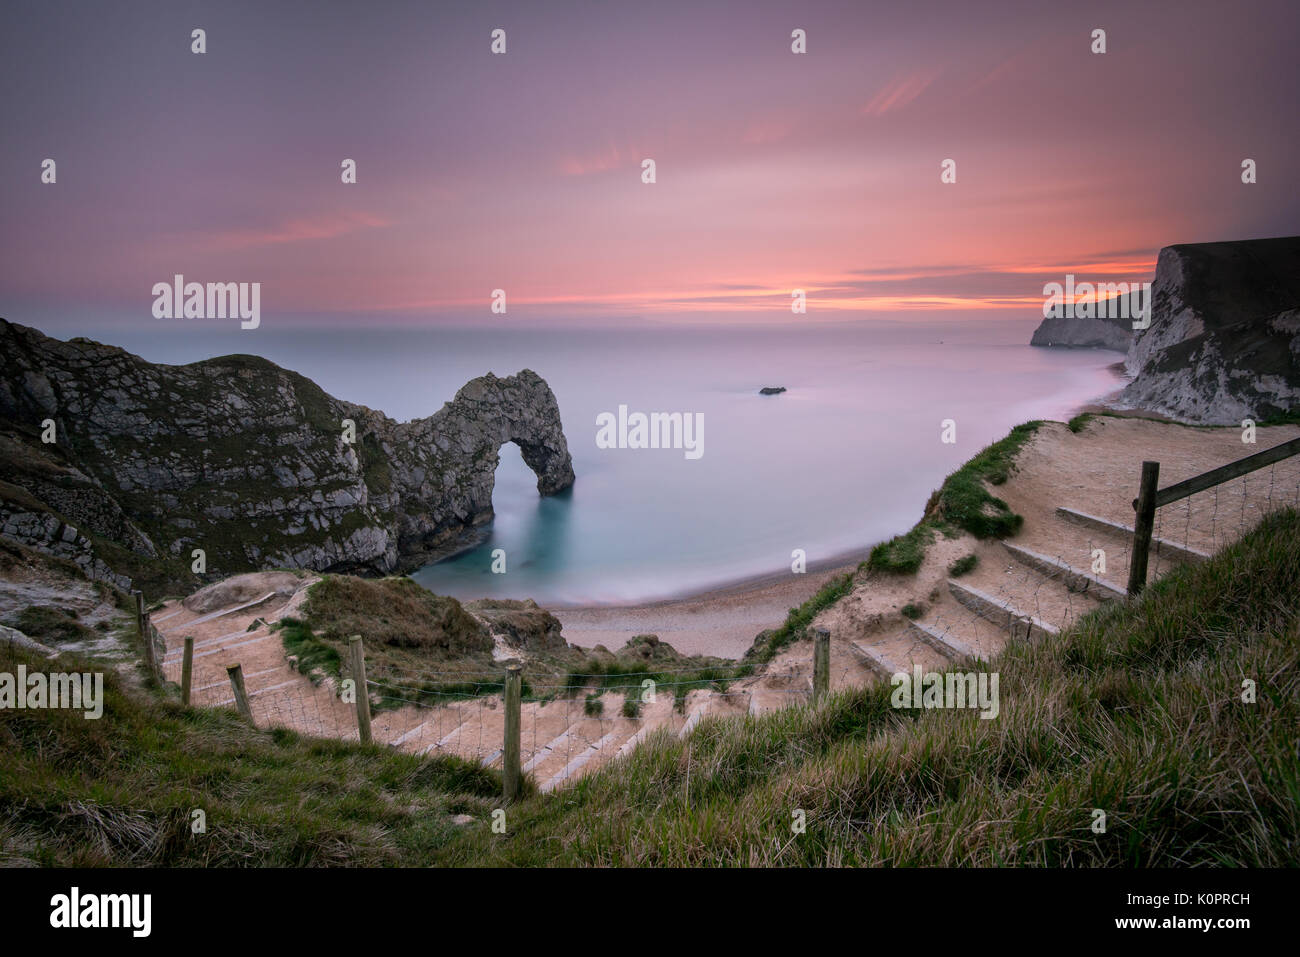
226 663 253 723
1128 460 1161 598
141 610 159 680
181 636 194 705
503 665 522 802
813 627 830 705
348 635 372 745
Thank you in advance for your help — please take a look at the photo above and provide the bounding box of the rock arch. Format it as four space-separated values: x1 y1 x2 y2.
388 369 576 563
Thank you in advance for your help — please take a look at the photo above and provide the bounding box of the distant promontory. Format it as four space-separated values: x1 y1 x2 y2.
1031 236 1300 424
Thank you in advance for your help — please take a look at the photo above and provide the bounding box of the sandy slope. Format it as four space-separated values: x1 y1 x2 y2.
811 416 1300 673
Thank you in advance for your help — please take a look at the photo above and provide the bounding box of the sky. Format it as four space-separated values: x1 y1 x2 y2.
1 0 1298 332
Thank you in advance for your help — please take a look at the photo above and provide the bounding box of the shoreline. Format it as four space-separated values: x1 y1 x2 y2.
551 554 864 660
545 392 1173 660
543 546 873 611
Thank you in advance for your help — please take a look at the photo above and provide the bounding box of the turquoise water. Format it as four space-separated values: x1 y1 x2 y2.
402 319 1122 604
91 316 1123 605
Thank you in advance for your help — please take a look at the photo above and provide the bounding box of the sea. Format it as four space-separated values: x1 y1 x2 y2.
75 315 1125 606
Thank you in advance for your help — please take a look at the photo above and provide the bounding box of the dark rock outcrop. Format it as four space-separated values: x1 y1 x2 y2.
1116 237 1300 423
466 598 568 653
759 386 787 396
1030 311 1133 351
0 320 575 586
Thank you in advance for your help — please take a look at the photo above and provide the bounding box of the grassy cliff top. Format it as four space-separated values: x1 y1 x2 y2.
2 505 1296 866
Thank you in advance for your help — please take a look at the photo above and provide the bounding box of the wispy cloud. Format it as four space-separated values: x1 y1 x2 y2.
558 142 639 177
861 70 939 117
202 211 391 251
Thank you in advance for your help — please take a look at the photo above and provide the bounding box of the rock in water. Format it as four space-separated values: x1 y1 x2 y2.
759 386 786 395
1117 237 1300 424
0 320 575 586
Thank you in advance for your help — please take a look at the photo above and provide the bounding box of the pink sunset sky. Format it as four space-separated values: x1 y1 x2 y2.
1 0 1297 328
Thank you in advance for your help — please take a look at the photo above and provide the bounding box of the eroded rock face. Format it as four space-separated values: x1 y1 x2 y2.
1030 313 1132 351
465 598 568 653
0 320 574 585
1116 238 1300 424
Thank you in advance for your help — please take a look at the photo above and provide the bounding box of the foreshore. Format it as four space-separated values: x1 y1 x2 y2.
545 394 1168 663
550 550 869 659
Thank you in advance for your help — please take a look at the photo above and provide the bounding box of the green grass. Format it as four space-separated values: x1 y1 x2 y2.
948 554 979 577
924 420 1042 538
1257 409 1300 427
5 606 98 645
0 643 507 866
864 421 1044 577
899 603 923 620
6 508 1297 867
277 616 342 681
434 507 1300 866
747 572 855 663
561 657 750 711
866 524 933 574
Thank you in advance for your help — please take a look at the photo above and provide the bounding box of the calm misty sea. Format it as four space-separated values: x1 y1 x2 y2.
98 316 1123 605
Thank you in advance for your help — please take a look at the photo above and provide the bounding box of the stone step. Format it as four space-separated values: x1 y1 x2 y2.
212 677 300 708
158 592 277 634
678 705 706 738
615 722 657 757
522 725 579 773
192 665 279 694
904 618 985 662
391 715 437 748
613 693 683 756
163 626 252 660
420 709 481 756
1000 541 1126 601
849 640 907 679
541 727 626 792
947 579 1060 642
1055 507 1210 564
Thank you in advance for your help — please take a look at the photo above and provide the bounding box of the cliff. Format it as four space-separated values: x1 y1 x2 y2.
1117 237 1300 424
1029 308 1133 351
0 320 574 591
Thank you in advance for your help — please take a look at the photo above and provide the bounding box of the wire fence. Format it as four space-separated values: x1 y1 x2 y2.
153 449 1300 793
854 452 1300 676
158 625 814 792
